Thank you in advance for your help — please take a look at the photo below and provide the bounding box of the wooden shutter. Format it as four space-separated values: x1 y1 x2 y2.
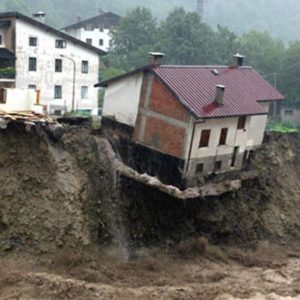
237 116 247 129
199 129 211 148
219 128 228 145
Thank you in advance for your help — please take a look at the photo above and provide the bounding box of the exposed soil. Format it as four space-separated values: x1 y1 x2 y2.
0 125 300 299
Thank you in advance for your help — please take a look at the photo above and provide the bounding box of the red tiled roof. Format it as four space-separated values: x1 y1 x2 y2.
153 66 284 119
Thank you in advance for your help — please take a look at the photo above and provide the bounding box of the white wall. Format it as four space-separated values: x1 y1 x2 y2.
188 114 268 161
0 88 36 111
65 27 111 51
102 73 144 127
14 19 100 115
0 28 6 47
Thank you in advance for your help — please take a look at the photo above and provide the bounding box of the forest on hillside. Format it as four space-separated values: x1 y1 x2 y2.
2 1 300 104
1 0 300 42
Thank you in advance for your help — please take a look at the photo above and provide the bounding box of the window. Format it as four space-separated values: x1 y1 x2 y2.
86 38 92 45
99 39 104 46
284 109 293 116
85 24 93 31
81 60 89 73
219 128 228 145
54 85 62 99
199 129 211 148
237 116 247 130
196 163 204 174
55 39 66 48
214 161 222 171
81 86 88 99
0 35 2 45
55 59 62 72
29 36 37 46
28 84 36 89
29 57 37 71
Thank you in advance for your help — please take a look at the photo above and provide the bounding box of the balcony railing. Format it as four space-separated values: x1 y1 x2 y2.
0 67 16 79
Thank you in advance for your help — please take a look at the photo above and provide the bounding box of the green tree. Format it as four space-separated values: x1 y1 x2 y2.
157 7 215 65
108 7 158 70
240 31 285 77
280 41 300 103
212 25 241 65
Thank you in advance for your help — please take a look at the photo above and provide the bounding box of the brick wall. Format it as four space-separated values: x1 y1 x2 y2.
149 77 190 122
133 72 190 159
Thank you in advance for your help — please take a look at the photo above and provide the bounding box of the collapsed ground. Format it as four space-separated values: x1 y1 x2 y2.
0 124 299 299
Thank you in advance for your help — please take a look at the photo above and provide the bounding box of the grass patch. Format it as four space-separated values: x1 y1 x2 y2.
267 121 299 133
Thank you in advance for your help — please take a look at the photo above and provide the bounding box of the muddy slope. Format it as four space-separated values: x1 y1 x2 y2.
120 133 300 247
0 125 113 253
0 125 299 253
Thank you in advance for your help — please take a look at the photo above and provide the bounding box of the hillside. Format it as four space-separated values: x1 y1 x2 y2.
1 0 300 42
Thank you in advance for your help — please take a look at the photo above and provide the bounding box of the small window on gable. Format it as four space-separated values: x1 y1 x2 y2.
55 39 66 48
81 60 89 73
29 36 37 46
219 128 228 145
28 84 36 90
214 161 222 171
81 86 88 99
85 23 93 31
86 38 92 45
237 116 247 130
99 39 104 46
199 129 211 148
196 163 204 174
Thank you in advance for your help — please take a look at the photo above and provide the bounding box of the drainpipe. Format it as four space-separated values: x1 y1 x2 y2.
186 119 205 175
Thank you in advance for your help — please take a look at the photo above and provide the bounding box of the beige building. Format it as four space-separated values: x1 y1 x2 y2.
98 54 284 187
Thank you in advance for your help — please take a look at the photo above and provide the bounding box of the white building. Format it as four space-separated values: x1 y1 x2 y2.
0 11 106 116
62 12 121 52
97 54 284 187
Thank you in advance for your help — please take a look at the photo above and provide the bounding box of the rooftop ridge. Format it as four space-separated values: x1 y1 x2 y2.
156 65 253 69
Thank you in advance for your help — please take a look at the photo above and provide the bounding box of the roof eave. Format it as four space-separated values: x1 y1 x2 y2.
0 11 106 56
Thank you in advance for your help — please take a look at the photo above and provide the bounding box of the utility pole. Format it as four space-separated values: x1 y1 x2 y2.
197 0 205 17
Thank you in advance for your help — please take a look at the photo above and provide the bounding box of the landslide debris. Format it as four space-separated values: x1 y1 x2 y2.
0 124 299 255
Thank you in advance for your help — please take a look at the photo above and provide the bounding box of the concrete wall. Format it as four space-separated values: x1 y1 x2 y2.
102 73 144 127
281 107 300 126
14 19 100 115
185 113 268 177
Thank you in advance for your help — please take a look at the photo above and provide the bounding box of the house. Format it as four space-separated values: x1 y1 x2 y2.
62 11 121 51
0 11 106 116
280 104 300 126
97 53 284 187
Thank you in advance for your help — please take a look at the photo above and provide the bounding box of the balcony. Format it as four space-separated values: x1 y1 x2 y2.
0 67 15 80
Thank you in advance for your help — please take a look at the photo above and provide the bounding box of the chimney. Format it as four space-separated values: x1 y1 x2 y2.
148 52 165 66
77 16 81 22
214 85 225 105
32 11 46 23
230 53 245 68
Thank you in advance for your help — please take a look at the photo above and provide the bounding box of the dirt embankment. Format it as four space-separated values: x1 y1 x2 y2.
0 126 300 299
0 126 299 252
